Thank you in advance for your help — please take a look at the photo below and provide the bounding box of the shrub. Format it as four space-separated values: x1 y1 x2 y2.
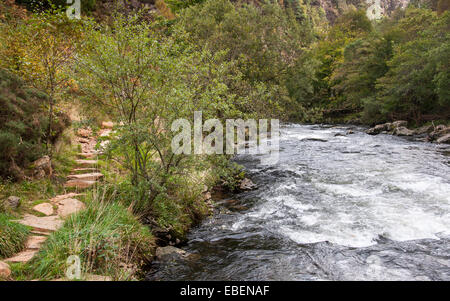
0 213 30 259
0 68 47 180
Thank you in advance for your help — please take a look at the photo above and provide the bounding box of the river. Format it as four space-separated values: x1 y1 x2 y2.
149 124 450 281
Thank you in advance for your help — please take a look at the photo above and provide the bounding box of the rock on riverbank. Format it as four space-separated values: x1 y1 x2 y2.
366 121 450 144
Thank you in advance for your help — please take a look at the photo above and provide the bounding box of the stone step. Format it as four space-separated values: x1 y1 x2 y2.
75 159 98 167
5 250 38 263
67 172 103 181
31 230 51 236
50 193 84 203
77 137 91 144
99 129 112 137
25 236 47 250
64 179 97 189
0 261 11 278
102 121 114 129
32 203 54 216
72 168 99 174
77 153 96 159
16 214 63 232
56 198 86 218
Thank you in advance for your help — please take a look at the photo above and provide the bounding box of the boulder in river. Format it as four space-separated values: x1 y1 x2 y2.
393 126 415 136
436 133 450 144
391 120 408 128
429 125 450 141
414 125 433 135
240 178 257 190
155 246 191 261
366 123 391 135
366 120 412 136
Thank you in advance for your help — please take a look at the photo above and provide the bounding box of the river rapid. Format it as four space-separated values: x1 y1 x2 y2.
149 124 450 281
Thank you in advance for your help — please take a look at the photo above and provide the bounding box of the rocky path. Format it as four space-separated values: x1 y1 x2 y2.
0 122 113 279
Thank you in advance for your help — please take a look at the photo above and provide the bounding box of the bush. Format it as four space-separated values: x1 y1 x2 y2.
27 196 154 280
0 213 30 259
0 69 47 180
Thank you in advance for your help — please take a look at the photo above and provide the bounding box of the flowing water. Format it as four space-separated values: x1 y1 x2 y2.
149 124 450 281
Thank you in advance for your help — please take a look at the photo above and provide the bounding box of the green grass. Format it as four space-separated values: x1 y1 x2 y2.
23 194 155 281
0 213 30 259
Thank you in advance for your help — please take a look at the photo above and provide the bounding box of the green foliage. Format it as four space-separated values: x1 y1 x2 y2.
165 0 206 13
0 69 47 180
376 9 450 122
0 8 82 153
0 213 30 258
74 11 273 221
302 7 449 124
26 196 154 280
178 0 314 118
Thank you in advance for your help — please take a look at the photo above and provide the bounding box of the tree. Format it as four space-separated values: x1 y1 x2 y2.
376 9 449 122
75 13 251 213
0 9 82 153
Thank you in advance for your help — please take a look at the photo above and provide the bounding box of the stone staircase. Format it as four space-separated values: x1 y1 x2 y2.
0 122 113 279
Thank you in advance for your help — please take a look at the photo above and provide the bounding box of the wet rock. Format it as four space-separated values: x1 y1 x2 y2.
6 196 20 209
32 155 52 179
366 123 390 135
434 124 447 131
240 178 257 190
202 191 212 201
301 138 328 142
346 130 354 135
436 133 450 144
0 261 11 278
429 126 450 141
229 205 249 211
414 125 433 135
367 121 410 136
391 120 408 128
393 126 415 136
155 246 190 261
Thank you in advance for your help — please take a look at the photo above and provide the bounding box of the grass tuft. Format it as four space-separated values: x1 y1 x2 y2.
0 213 30 259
